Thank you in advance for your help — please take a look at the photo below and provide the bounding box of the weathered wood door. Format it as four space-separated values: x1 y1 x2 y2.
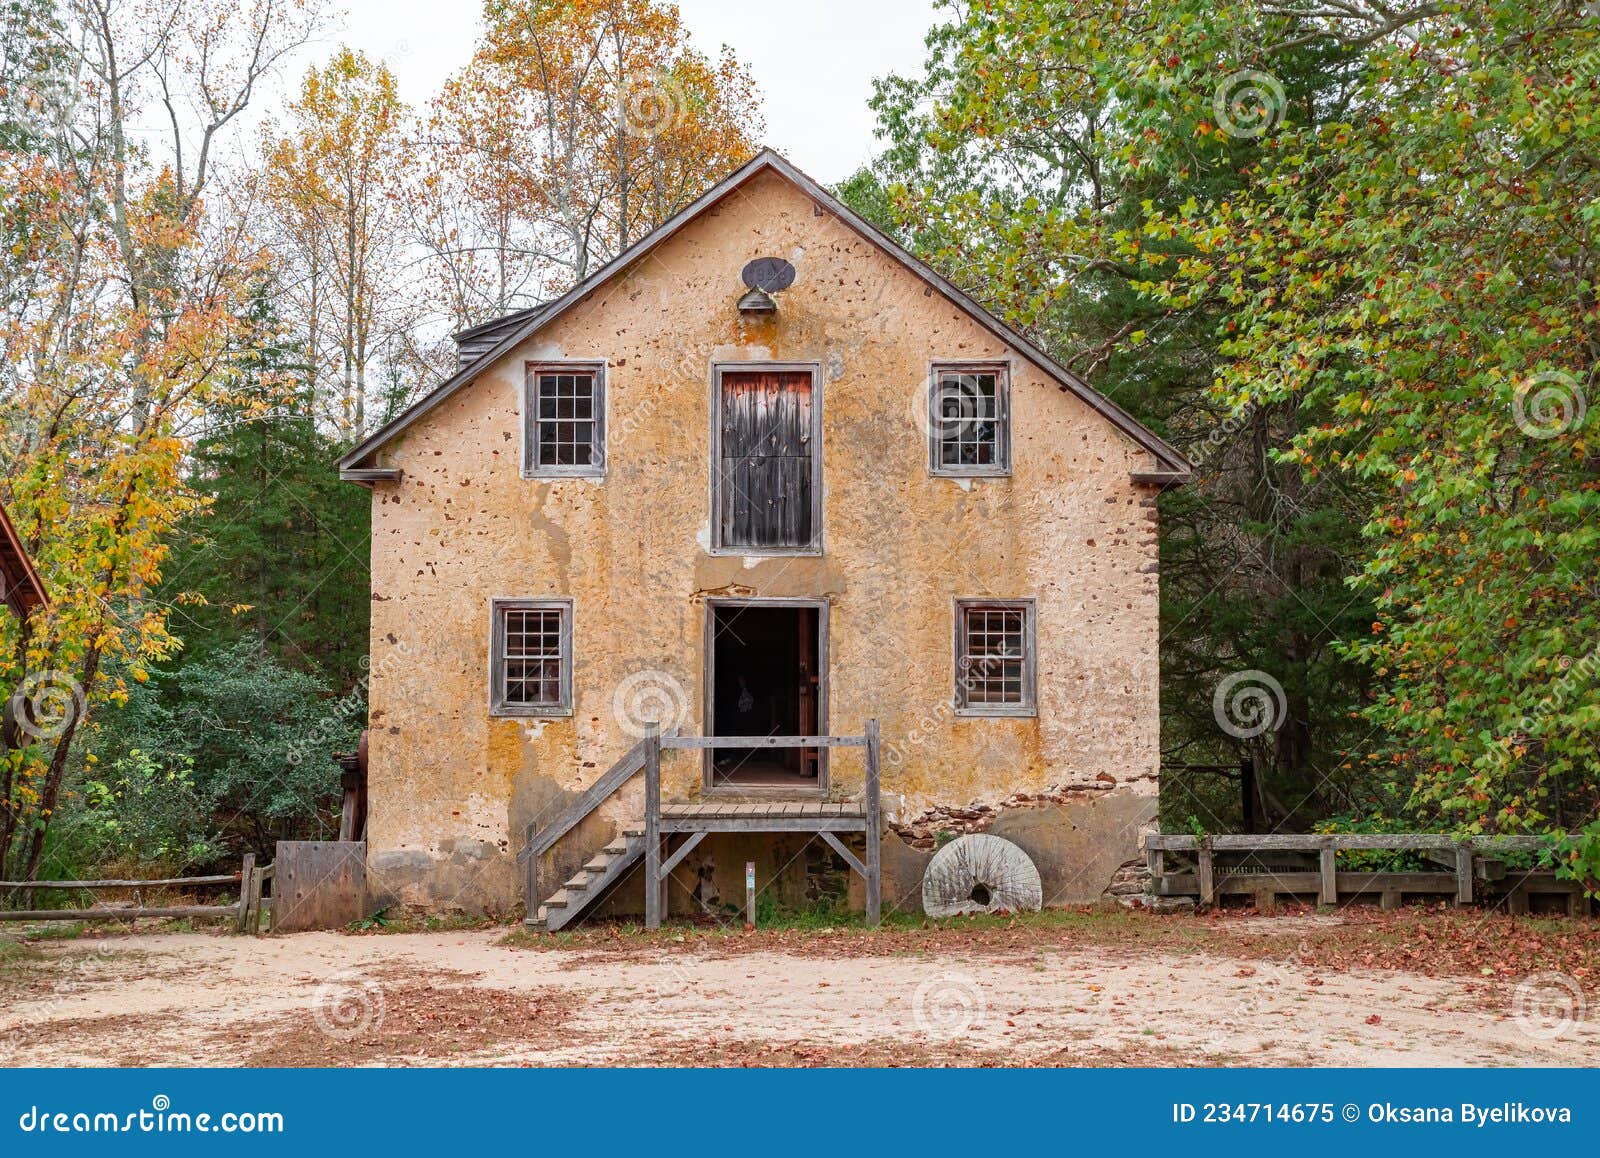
717 369 816 550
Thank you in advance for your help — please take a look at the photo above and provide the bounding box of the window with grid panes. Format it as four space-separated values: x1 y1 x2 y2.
930 364 1009 476
955 600 1035 715
490 599 571 715
524 364 604 476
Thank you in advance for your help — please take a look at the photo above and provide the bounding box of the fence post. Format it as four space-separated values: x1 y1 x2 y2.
236 853 255 933
864 718 881 927
643 721 662 930
1455 846 1474 905
1318 840 1338 907
245 860 266 934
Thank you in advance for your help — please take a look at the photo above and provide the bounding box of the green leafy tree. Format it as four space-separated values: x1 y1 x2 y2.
850 0 1379 829
163 288 370 685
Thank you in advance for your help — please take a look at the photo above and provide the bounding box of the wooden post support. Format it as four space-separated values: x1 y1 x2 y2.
1455 846 1474 905
1197 841 1216 907
1380 889 1401 912
248 863 268 934
864 718 882 927
745 860 756 929
643 721 662 930
522 821 538 926
1318 843 1338 907
236 853 255 932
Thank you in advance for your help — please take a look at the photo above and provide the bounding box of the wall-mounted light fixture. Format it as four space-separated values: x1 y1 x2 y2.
738 257 795 316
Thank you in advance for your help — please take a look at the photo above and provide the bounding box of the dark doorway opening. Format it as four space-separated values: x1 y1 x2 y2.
707 602 822 791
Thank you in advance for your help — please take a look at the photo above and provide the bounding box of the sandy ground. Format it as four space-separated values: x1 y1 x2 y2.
2 911 1595 1067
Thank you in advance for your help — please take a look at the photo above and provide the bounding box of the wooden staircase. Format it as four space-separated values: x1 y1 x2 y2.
527 827 645 931
518 722 883 932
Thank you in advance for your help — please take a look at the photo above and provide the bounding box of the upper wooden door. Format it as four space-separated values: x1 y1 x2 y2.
715 368 818 551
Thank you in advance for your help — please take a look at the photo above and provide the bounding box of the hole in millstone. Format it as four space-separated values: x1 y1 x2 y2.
969 882 992 907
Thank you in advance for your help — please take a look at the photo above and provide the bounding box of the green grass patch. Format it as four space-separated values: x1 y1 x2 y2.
345 909 509 935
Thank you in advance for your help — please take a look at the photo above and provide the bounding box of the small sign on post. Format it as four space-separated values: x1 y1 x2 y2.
745 861 756 930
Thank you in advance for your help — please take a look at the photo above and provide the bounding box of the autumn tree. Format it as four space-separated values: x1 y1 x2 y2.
0 0 323 882
262 47 413 438
412 0 764 332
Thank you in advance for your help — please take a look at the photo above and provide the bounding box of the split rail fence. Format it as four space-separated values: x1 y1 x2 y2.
0 853 274 933
1145 833 1588 915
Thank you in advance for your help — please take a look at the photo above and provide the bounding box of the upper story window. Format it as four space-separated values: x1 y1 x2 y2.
929 363 1010 477
712 364 822 554
954 598 1036 716
490 598 572 716
523 362 606 478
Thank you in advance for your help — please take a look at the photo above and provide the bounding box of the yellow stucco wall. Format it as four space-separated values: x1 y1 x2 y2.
362 168 1161 912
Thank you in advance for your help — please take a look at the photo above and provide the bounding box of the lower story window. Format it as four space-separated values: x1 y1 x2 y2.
491 598 572 715
955 599 1036 716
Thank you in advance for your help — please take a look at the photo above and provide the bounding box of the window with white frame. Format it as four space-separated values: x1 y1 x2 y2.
524 363 605 477
954 599 1036 715
490 598 572 715
929 363 1010 476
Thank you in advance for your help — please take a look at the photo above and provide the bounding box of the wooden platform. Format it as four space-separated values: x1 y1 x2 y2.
659 801 867 832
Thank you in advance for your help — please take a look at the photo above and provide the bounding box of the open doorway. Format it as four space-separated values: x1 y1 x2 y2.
705 600 825 793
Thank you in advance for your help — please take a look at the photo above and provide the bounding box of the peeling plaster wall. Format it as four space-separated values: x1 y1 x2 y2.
363 169 1161 914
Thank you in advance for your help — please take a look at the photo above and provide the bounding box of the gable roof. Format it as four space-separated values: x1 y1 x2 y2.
339 149 1190 481
0 502 47 618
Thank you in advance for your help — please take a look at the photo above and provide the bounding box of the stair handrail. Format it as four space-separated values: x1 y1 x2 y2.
517 736 651 865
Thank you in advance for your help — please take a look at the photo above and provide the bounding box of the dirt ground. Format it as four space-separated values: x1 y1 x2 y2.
1 908 1595 1067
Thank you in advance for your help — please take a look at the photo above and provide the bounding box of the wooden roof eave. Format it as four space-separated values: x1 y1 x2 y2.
0 504 47 616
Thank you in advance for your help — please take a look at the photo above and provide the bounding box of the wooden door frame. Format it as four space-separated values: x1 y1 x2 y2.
702 596 829 797
707 361 824 556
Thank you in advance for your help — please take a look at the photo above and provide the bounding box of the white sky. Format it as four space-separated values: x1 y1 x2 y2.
321 0 940 184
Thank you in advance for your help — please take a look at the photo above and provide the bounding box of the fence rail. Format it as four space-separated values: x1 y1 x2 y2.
0 854 272 932
1143 833 1586 915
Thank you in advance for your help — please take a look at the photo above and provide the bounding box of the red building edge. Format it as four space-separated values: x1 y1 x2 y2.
0 502 47 619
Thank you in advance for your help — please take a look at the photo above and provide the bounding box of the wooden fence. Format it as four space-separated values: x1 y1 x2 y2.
0 852 272 932
1144 833 1588 915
